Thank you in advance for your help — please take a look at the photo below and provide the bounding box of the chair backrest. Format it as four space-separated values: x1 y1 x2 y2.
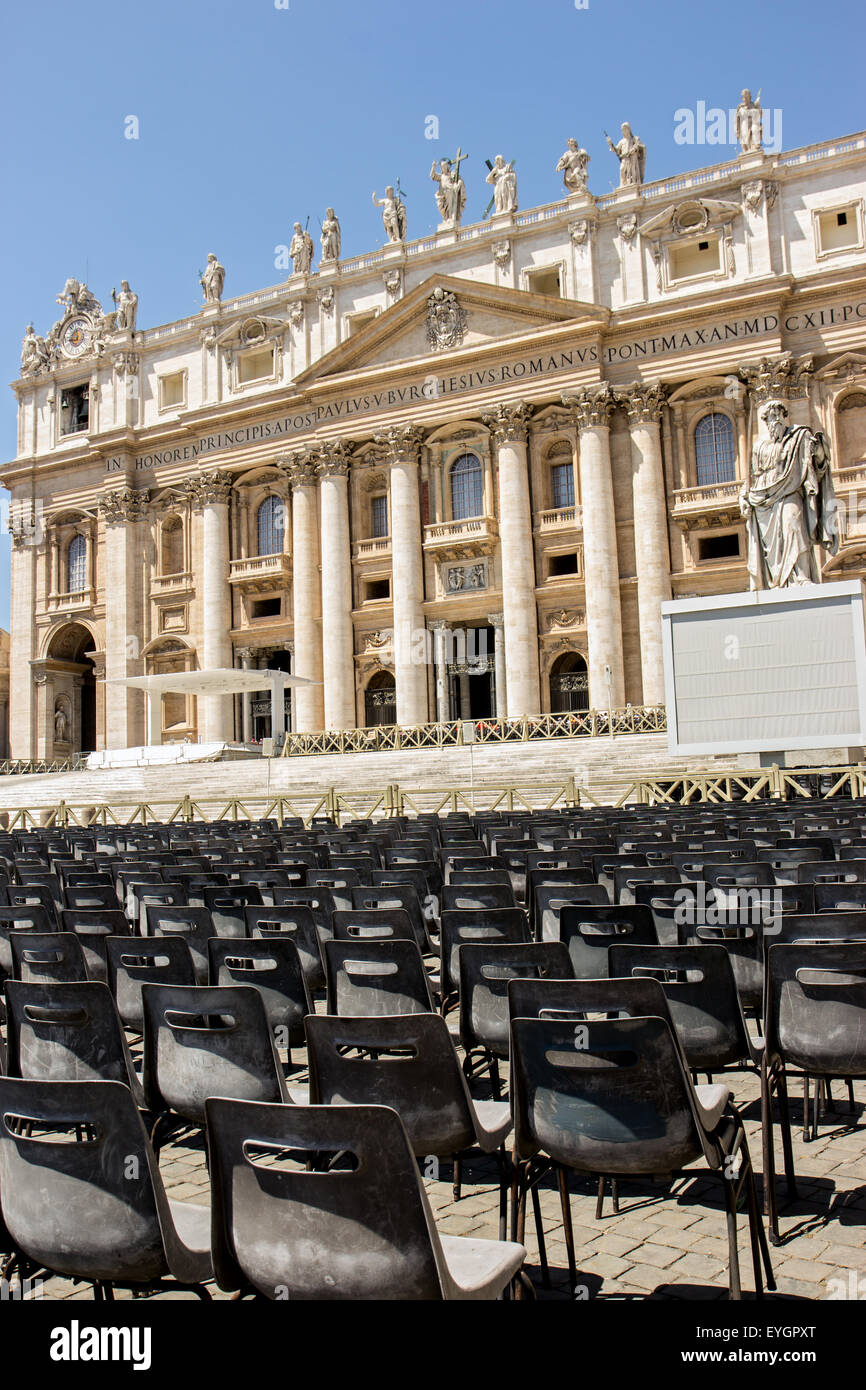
0 906 56 975
613 866 681 907
814 882 866 911
5 980 138 1091
0 1077 172 1285
766 910 866 949
4 884 58 927
207 936 311 1042
306 1013 476 1156
271 886 335 934
349 886 429 952
795 860 866 885
142 983 287 1125
608 943 752 1071
105 935 197 1031
534 883 609 942
205 1098 448 1299
438 907 529 1003
458 941 573 1058
143 905 215 984
201 886 262 938
703 862 776 892
558 904 658 978
58 908 129 983
441 882 516 913
62 883 118 912
766 941 866 1076
332 907 419 946
324 938 434 1016
246 905 325 993
10 931 88 985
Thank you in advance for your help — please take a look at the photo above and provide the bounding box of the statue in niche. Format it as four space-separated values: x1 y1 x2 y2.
112 281 138 331
486 155 518 214
54 704 69 743
430 154 467 227
289 222 314 275
736 89 764 153
200 253 225 303
556 137 590 194
739 399 839 589
605 122 646 187
372 186 407 243
320 208 341 263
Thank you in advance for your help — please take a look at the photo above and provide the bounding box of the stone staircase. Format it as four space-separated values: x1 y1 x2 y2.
0 732 751 820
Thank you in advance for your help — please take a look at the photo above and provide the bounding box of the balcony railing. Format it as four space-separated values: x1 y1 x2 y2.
229 554 292 588
537 506 580 532
46 589 94 614
353 537 392 560
151 572 194 595
672 481 742 510
423 516 498 555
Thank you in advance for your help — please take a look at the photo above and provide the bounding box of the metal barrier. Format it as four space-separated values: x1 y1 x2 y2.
0 756 89 777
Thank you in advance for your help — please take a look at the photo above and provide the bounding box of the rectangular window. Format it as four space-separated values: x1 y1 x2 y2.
548 552 579 577
237 347 275 384
365 578 390 602
668 236 721 282
158 372 186 409
526 267 562 298
370 495 388 538
250 596 282 619
551 462 575 510
698 533 741 562
347 309 378 337
60 384 89 436
816 205 860 255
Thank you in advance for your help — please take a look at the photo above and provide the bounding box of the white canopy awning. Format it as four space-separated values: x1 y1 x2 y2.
112 668 316 696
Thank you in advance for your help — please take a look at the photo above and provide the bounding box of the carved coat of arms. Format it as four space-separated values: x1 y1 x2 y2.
426 287 467 351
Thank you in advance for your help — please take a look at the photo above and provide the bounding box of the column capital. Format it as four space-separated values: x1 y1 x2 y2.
428 619 449 632
561 385 616 431
487 611 505 627
737 352 813 407
99 486 152 525
315 440 355 478
279 449 319 490
481 401 533 444
618 381 668 425
187 470 232 507
372 424 424 467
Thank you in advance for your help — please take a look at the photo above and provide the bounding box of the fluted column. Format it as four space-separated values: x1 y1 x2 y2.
622 384 671 706
284 452 324 731
317 442 356 730
563 387 625 708
100 486 150 748
482 402 540 717
192 471 234 742
488 611 507 716
375 425 427 727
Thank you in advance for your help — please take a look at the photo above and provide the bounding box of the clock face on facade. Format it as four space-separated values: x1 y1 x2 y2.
61 316 92 358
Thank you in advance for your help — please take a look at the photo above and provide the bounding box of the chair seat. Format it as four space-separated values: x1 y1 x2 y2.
472 1099 513 1151
439 1233 526 1300
694 1082 731 1133
167 1199 211 1255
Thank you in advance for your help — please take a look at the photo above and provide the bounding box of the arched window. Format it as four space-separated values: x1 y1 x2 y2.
67 534 86 593
160 516 184 575
549 652 589 714
450 453 484 521
694 412 736 486
364 670 396 728
257 495 285 556
551 460 575 510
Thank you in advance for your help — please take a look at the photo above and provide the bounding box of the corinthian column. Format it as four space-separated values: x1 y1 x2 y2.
283 452 324 731
374 425 427 727
482 402 540 717
192 470 234 742
317 441 356 730
562 387 625 708
9 528 38 758
101 486 150 748
621 383 671 705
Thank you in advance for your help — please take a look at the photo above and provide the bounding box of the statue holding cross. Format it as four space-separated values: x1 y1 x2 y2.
430 149 468 228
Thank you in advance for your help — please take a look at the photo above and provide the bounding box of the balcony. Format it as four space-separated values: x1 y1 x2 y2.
672 480 743 531
353 536 392 561
536 506 581 533
151 571 194 597
229 553 292 593
46 588 95 615
423 516 498 560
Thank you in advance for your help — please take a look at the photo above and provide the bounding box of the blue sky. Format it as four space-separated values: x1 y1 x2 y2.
1 0 864 628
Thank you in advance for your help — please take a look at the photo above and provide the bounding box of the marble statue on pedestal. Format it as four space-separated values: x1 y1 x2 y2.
112 281 138 331
430 155 467 227
556 138 590 194
606 123 646 187
486 155 518 213
320 208 341 263
372 186 407 243
200 253 225 303
736 89 764 153
21 324 50 376
289 222 314 275
739 400 839 589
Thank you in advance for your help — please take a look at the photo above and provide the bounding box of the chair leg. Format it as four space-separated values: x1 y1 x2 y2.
495 1147 508 1243
595 1174 606 1219
776 1068 798 1200
530 1178 550 1289
722 1174 742 1301
489 1057 502 1101
611 1178 620 1214
558 1164 578 1295
760 1058 779 1243
802 1074 810 1142
512 1162 528 1301
746 1153 776 1294
452 1155 461 1203
848 1078 857 1113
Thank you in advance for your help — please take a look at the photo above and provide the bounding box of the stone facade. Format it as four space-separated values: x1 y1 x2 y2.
4 131 866 757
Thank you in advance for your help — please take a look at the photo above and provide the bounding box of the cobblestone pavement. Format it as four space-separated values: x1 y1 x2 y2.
30 1016 866 1303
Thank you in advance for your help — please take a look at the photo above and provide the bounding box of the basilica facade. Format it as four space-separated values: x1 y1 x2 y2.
4 122 866 758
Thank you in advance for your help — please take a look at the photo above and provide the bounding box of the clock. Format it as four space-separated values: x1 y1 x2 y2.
61 316 92 358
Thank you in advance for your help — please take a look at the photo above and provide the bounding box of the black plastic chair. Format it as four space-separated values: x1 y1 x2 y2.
324 937 435 1016
205 1098 525 1299
349 885 431 953
306 1012 512 1225
333 905 427 956
4 979 143 1103
438 908 529 1013
9 931 88 985
247 905 326 993
207 936 311 1053
508 995 773 1299
0 1077 212 1296
762 942 866 1244
106 935 197 1032
558 904 657 978
62 883 119 912
58 908 129 983
144 905 215 985
441 883 516 914
201 886 262 939
815 883 866 912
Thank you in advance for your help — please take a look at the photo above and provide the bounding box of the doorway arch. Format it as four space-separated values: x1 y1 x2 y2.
364 669 396 727
45 622 97 753
549 651 589 714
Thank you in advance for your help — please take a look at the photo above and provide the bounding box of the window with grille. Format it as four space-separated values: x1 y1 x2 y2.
551 461 575 509
450 453 483 520
694 412 736 486
370 494 388 538
256 496 285 556
67 534 86 592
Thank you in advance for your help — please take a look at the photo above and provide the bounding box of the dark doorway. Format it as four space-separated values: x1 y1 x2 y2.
365 670 396 727
550 651 590 713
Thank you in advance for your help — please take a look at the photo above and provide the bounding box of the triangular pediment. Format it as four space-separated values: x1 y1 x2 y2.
293 274 606 387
